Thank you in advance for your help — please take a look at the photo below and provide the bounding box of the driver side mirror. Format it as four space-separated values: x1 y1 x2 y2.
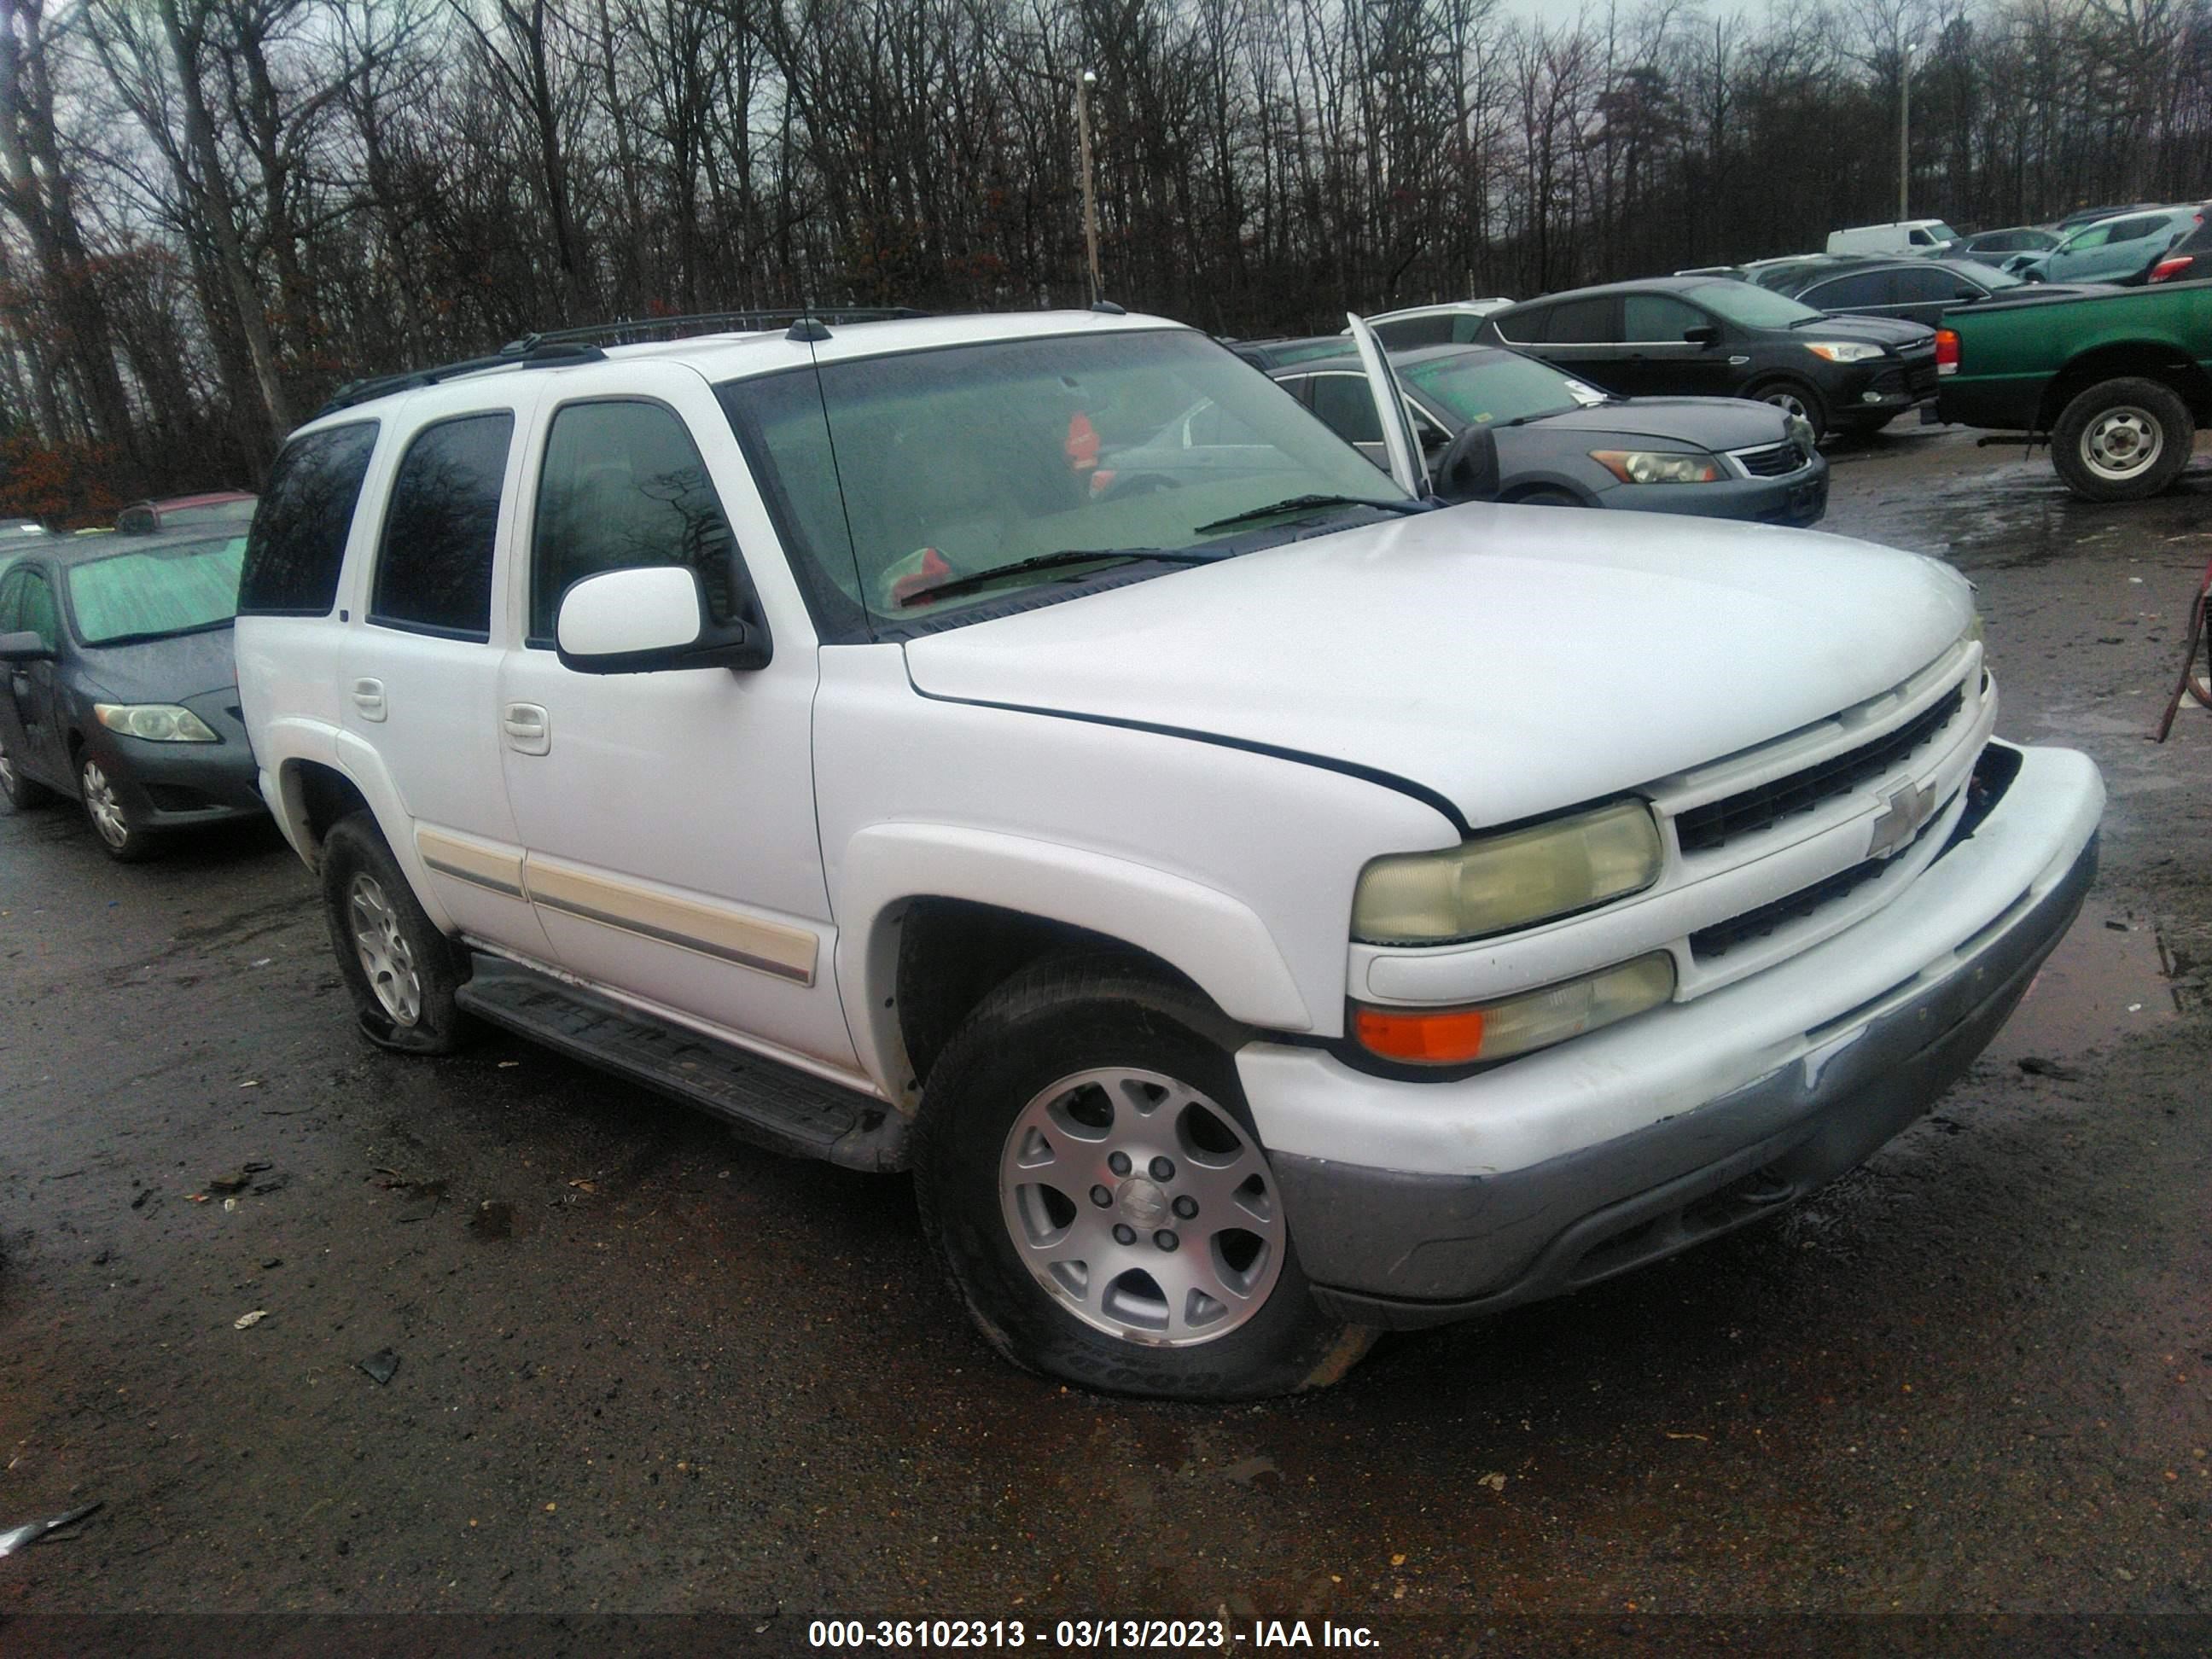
1434 425 1502 504
0 630 52 664
1681 325 1720 346
556 564 771 675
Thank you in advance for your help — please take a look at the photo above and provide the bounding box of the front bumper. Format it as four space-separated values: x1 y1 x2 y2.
1237 742 2102 1328
89 735 265 828
1598 461 1828 527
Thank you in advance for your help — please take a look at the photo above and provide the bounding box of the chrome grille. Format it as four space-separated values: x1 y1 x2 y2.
1734 440 1810 478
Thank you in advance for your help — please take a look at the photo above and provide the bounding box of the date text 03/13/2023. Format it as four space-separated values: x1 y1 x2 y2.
806 1618 1381 1649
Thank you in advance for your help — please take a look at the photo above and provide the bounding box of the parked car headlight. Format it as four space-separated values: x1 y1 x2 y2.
1588 449 1722 485
1353 800 1663 946
94 702 218 742
1803 341 1885 364
1353 952 1677 1066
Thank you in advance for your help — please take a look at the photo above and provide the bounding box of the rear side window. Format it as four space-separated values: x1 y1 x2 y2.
530 400 742 643
238 421 380 615
1540 297 1615 343
370 412 515 640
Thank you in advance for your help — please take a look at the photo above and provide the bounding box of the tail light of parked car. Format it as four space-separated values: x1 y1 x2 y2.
1935 329 1960 376
2149 254 2196 282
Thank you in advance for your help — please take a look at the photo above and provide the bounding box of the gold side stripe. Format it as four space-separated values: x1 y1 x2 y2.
416 829 527 898
523 860 818 987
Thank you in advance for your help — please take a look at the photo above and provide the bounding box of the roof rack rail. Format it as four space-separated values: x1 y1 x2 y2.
504 306 927 353
315 341 606 419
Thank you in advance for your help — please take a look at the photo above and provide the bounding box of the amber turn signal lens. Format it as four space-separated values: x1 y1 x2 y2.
1353 1005 1487 1065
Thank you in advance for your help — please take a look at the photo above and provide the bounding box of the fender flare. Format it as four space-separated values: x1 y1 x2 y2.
834 822 1314 1100
266 722 456 934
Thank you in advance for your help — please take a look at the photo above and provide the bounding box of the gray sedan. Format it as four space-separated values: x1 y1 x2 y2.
1272 345 1829 523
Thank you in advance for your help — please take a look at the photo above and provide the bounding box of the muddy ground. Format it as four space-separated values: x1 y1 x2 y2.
2 427 2209 1646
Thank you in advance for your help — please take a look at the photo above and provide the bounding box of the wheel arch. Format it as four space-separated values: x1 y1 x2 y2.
833 824 1314 1108
2040 346 2212 430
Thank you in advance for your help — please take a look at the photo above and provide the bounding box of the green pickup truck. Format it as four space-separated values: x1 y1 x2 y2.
1936 281 2212 500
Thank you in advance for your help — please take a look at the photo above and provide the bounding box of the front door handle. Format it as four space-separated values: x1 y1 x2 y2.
351 678 387 722
501 702 550 756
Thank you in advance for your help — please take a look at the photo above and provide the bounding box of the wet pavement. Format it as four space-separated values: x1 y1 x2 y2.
3 428 2210 1641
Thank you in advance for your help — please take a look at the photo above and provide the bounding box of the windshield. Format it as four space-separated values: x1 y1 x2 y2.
67 534 247 646
1401 350 1605 426
1685 282 1825 328
721 329 1407 632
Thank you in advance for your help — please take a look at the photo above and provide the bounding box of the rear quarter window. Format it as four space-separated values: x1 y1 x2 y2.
238 421 381 616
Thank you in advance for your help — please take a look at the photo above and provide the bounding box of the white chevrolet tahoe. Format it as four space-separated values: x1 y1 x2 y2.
236 308 2104 1399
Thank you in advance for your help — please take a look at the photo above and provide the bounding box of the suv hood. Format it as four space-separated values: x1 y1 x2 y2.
901 506 1972 830
1789 312 1934 349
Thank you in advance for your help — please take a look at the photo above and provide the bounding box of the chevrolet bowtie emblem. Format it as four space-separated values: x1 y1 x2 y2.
1867 781 1937 859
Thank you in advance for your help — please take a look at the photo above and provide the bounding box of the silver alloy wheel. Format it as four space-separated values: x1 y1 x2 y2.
0 735 15 795
2080 406 2163 481
1761 387 1813 422
998 1067 1285 1347
80 760 129 849
346 872 423 1027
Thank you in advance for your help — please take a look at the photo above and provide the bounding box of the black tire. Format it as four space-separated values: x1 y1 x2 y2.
1747 380 1828 442
2051 376 2194 502
320 812 472 1053
77 754 162 863
913 953 1374 1400
0 731 54 810
1511 488 1582 507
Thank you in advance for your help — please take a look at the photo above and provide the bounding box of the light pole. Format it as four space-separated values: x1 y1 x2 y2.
1899 38 1916 221
1076 69 1102 304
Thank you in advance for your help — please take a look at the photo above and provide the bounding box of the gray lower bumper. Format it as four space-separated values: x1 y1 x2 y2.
1280 830 2097 1330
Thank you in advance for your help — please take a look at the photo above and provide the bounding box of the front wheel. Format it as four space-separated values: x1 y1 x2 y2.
1748 381 1828 442
2051 376 2194 502
320 812 471 1052
914 956 1373 1399
79 755 160 862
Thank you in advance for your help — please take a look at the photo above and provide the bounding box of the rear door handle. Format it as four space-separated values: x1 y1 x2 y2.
351 678 387 722
501 702 550 756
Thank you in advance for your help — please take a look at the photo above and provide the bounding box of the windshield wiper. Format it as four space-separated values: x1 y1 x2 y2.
1193 493 1426 534
83 618 235 648
897 548 1208 608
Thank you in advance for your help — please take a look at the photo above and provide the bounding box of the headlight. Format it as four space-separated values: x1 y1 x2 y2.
1804 341 1885 364
1588 449 1721 485
1353 952 1677 1066
1353 800 1663 946
94 702 218 742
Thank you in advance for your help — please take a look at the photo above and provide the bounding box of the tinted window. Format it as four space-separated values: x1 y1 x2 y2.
1542 297 1615 343
0 567 23 632
371 413 514 639
1450 313 1489 344
531 401 741 643
238 421 380 615
1372 314 1454 348
1804 271 1895 308
19 570 60 651
1894 266 1973 304
2105 218 2157 244
1622 294 1708 340
1493 304 1550 344
1308 375 1384 445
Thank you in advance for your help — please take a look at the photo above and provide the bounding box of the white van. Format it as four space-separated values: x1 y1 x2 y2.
1827 220 1960 255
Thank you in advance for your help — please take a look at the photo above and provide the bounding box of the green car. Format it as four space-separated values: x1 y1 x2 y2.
1935 281 2212 500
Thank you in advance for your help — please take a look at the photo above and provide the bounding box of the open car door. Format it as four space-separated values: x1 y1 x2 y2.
1345 313 1429 498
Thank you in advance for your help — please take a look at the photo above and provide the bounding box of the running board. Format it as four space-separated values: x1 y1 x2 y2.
455 955 908 1172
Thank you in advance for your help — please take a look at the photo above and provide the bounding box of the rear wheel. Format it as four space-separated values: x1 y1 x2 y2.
2051 376 2194 502
1748 381 1828 442
79 755 160 862
0 732 54 810
914 955 1373 1399
320 812 472 1052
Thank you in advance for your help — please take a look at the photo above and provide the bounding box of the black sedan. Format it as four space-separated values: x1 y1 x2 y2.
1473 277 1938 439
1268 345 1828 524
0 528 264 861
1763 256 2116 329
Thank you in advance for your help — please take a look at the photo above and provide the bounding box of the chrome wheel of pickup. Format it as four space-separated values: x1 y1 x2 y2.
998 1066 1284 1346
347 872 422 1027
2079 406 2163 481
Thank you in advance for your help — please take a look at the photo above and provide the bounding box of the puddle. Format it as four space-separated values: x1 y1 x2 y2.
1984 905 2181 1064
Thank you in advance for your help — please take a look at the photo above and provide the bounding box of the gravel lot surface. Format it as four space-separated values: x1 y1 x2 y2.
3 426 2208 1647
